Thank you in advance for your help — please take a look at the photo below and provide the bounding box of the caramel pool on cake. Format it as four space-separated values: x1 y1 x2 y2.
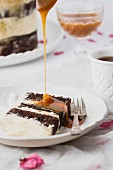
0 0 38 56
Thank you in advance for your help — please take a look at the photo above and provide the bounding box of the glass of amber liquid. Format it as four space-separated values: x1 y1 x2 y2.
56 0 104 66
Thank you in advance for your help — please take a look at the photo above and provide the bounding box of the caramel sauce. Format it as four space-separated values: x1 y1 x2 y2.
36 0 57 93
65 118 73 128
65 117 85 128
33 93 67 113
33 94 73 128
58 13 101 37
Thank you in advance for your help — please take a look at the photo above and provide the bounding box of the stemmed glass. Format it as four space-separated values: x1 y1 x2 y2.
56 0 104 67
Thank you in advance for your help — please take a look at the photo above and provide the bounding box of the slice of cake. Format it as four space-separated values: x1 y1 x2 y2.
0 0 37 56
6 92 72 136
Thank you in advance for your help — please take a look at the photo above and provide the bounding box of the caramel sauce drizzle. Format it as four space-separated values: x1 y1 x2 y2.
36 1 69 122
36 1 68 117
37 0 57 94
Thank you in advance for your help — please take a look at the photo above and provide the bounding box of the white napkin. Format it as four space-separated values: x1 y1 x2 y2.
0 126 113 170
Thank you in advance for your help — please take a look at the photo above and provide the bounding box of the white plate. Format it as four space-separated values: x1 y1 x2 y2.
0 21 63 67
0 83 107 147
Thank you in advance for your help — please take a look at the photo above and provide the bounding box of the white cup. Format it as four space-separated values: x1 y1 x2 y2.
89 47 113 113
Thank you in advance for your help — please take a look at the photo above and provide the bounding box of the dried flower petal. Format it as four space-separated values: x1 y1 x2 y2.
20 153 44 169
86 164 102 170
100 120 113 129
97 31 103 35
87 39 96 43
38 40 48 44
63 35 67 39
54 51 64 56
109 34 113 38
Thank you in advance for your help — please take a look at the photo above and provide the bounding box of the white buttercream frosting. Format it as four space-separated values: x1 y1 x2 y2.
15 106 59 118
0 115 53 137
0 11 37 40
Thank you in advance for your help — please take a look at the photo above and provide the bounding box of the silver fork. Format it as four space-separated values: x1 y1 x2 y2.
71 98 87 136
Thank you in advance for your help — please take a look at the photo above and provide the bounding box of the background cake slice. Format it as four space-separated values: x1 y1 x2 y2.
0 0 38 56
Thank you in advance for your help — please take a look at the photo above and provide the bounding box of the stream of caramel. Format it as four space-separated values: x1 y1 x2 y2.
37 0 57 94
36 1 69 114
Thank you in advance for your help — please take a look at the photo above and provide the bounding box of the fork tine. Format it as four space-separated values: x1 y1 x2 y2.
82 98 85 108
81 98 87 115
71 98 81 135
81 98 84 112
77 98 81 114
77 98 79 109
71 98 87 136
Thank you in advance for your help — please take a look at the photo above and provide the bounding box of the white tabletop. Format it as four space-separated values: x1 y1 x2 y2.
1 0 113 170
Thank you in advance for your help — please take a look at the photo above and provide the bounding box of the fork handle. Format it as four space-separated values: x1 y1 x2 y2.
71 126 81 135
73 114 79 126
71 114 81 135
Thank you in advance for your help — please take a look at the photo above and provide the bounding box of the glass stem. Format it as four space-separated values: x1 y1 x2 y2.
75 39 86 54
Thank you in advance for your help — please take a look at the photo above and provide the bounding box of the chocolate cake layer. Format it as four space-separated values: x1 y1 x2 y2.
19 103 66 127
26 93 72 117
7 108 59 135
0 31 37 56
0 1 36 18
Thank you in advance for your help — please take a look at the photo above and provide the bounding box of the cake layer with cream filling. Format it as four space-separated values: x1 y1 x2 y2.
0 0 38 56
7 108 59 135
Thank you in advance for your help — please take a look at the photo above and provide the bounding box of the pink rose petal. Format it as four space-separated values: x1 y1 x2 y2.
99 139 110 145
109 34 113 38
86 164 102 170
38 40 48 44
97 31 103 36
63 35 67 39
87 39 96 43
100 120 113 129
54 51 64 56
20 153 44 169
